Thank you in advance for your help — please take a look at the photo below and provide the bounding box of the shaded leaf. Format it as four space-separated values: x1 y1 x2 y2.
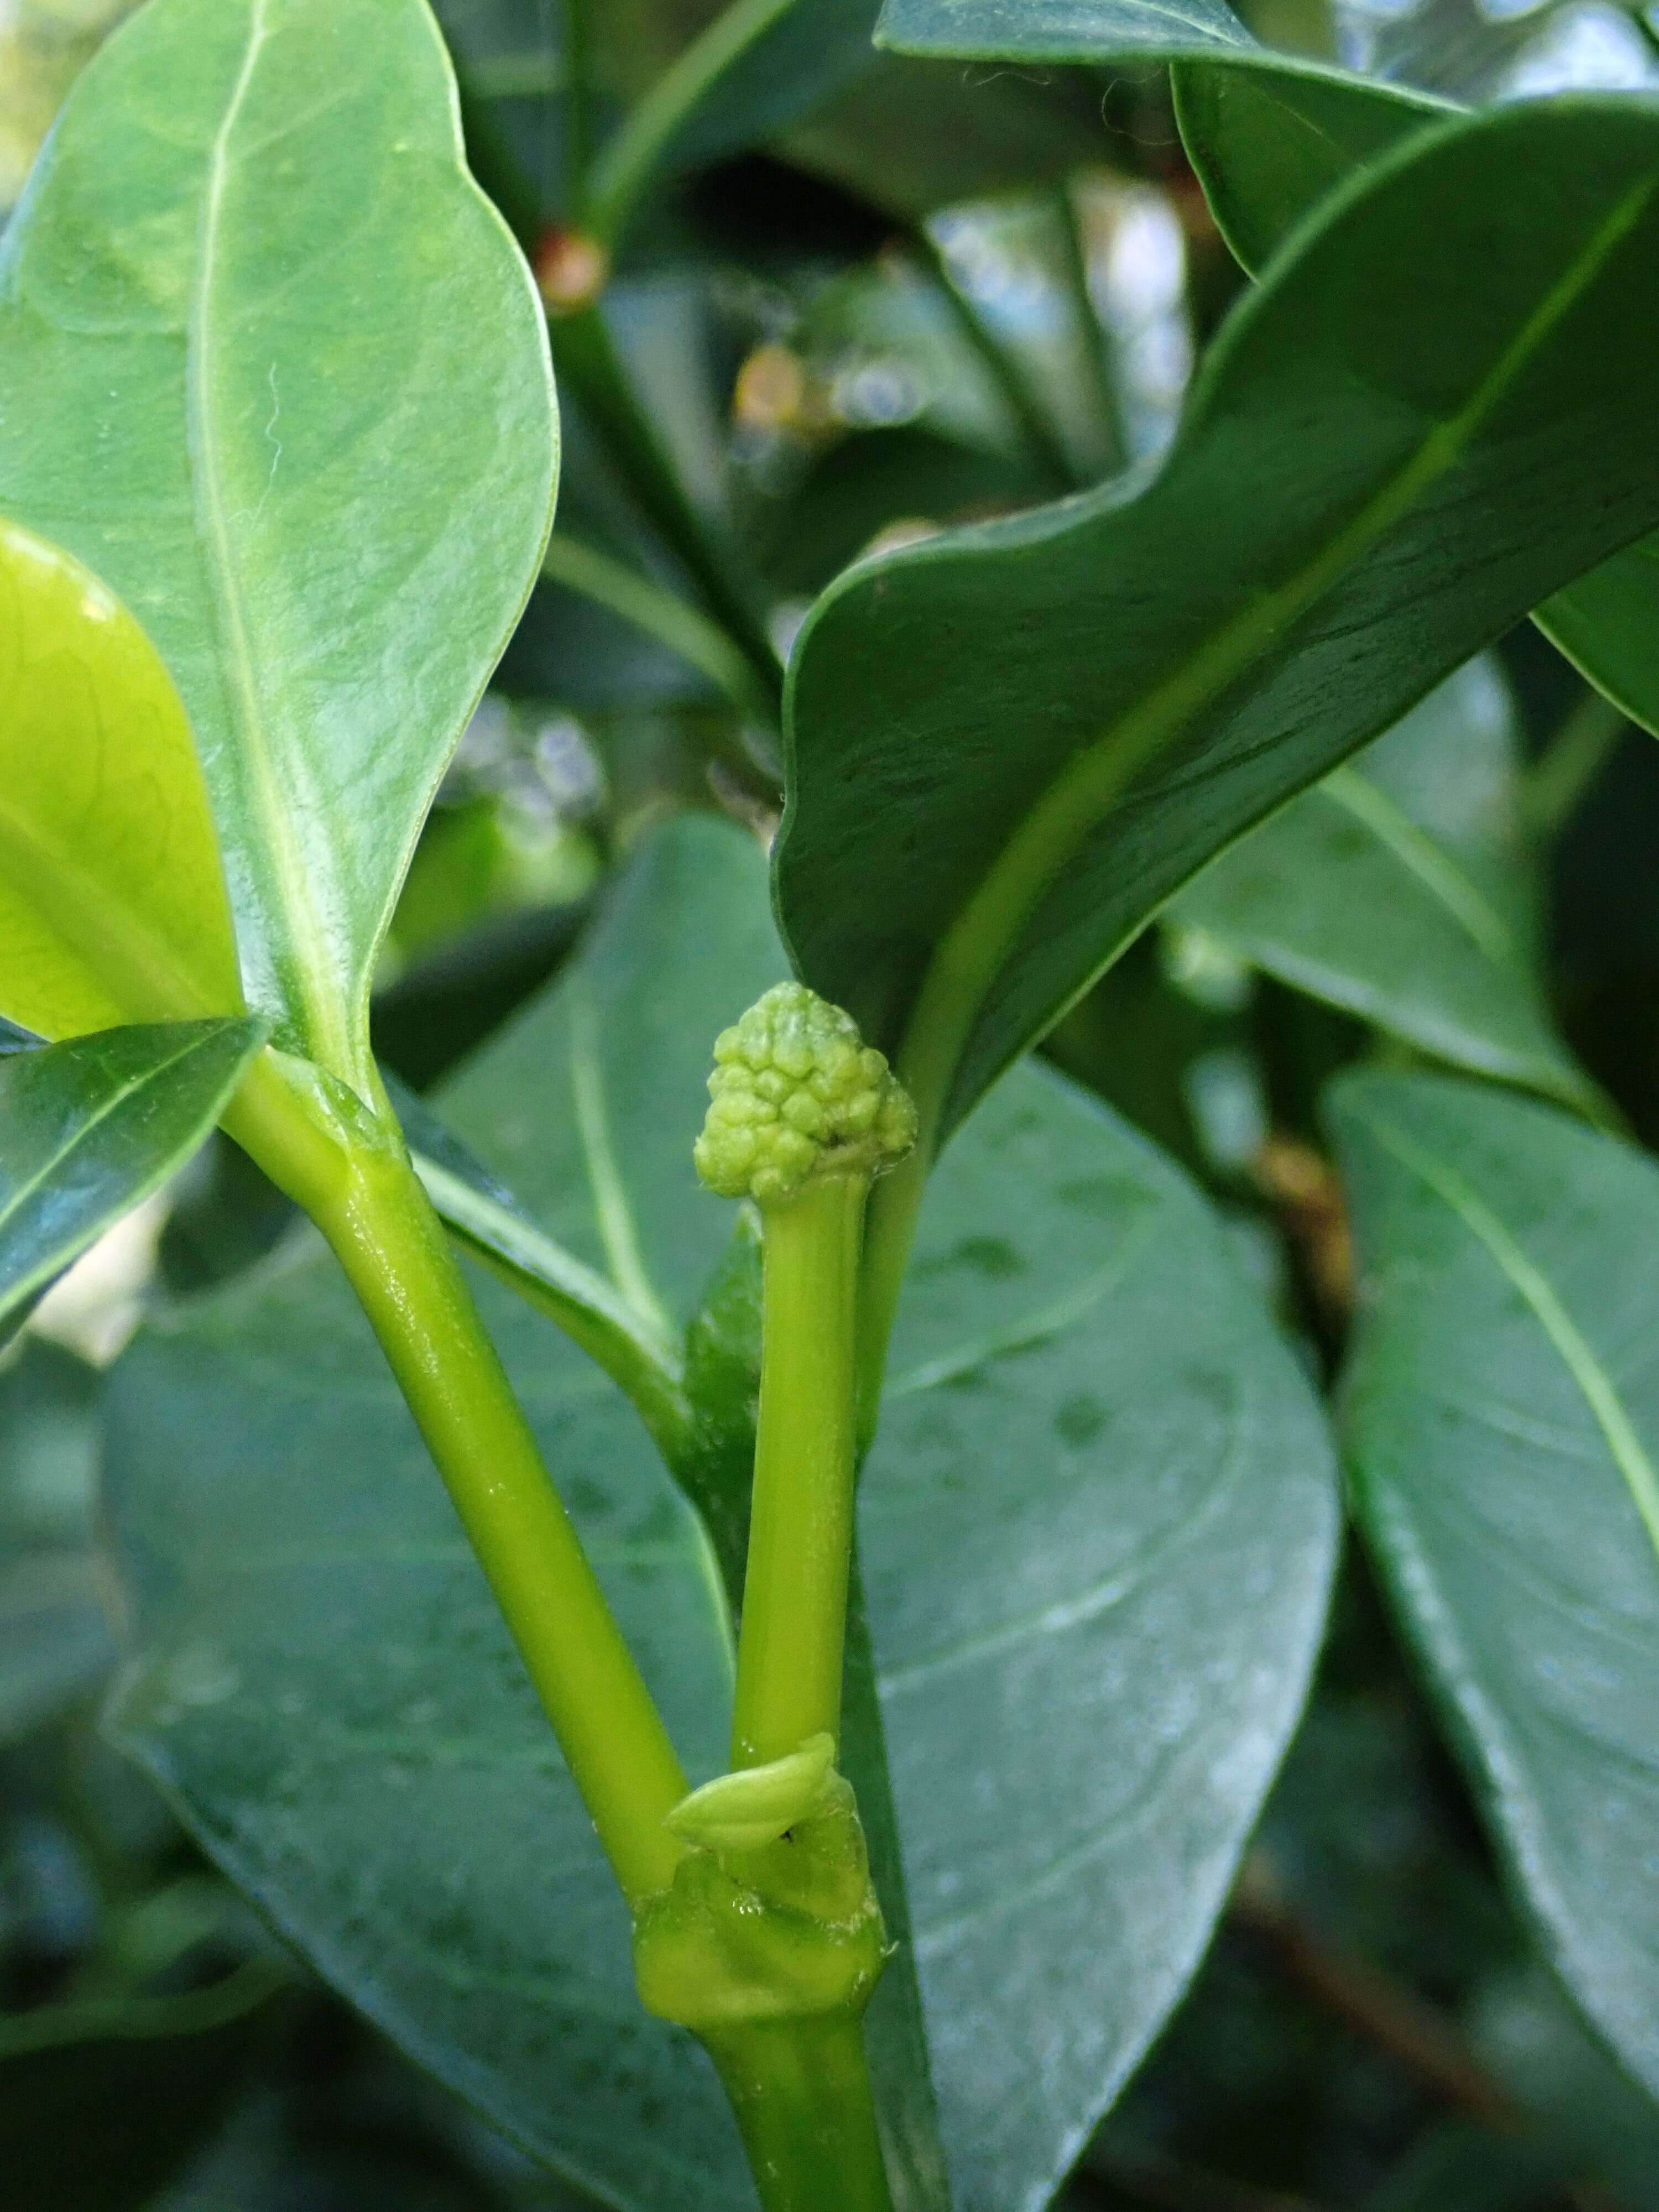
0 520 242 1044
0 1019 267 1347
1331 1070 1659 2105
778 101 1659 1149
1169 658 1594 1107
0 0 556 1090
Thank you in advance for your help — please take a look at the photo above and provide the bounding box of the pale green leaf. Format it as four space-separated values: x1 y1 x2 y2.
0 0 557 1091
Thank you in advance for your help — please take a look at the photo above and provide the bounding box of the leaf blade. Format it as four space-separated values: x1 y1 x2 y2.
1331 1071 1659 2101
0 1018 267 1344
778 100 1659 1144
0 0 557 1084
1169 659 1595 1107
0 521 243 1043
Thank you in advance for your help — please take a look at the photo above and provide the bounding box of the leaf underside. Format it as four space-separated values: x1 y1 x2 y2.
0 0 556 1083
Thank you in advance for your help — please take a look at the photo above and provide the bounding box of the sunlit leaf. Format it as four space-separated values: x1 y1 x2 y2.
0 0 557 1093
0 521 242 1043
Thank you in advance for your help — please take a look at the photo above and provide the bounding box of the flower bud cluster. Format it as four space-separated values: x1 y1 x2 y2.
693 983 917 1205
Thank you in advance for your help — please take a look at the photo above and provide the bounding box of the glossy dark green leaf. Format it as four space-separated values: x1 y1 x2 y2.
105 814 1334 2210
865 1051 1337 2209
778 101 1659 1146
1168 54 1659 740
874 0 1250 58
0 1020 266 1348
1169 658 1594 1107
0 0 556 1092
1331 1071 1659 2104
1169 58 1451 274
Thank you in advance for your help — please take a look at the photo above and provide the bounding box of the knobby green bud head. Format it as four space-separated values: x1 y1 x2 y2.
693 983 917 1206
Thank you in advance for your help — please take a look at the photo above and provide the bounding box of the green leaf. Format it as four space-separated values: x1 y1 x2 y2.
1168 58 1453 275
874 0 1251 58
0 1019 268 1347
1167 54 1659 740
0 0 557 1093
104 813 1334 2210
1168 658 1595 1108
0 520 243 1044
0 1339 112 1744
867 1054 1335 2209
1330 1070 1659 2105
778 101 1659 1151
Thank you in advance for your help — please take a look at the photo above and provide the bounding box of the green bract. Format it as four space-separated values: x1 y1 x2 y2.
695 982 918 1204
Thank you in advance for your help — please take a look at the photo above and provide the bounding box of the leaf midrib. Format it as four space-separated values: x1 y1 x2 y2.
189 0 353 1079
1319 766 1519 968
1354 1099 1659 1566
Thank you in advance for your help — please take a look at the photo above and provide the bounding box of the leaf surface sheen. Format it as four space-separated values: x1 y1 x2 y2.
778 100 1659 1137
1170 658 1594 1107
0 0 557 1088
103 817 1336 2211
1332 1072 1659 2101
867 1053 1337 2210
0 1019 267 1347
1167 51 1659 737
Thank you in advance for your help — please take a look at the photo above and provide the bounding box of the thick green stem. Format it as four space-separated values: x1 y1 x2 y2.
707 2017 895 2212
733 1171 865 1767
222 1053 688 1909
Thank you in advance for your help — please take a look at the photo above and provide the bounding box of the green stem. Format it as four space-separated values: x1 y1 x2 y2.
542 531 777 726
733 1172 865 1768
584 0 796 254
706 2017 896 2212
549 304 782 709
222 1053 688 1910
410 1147 692 1466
